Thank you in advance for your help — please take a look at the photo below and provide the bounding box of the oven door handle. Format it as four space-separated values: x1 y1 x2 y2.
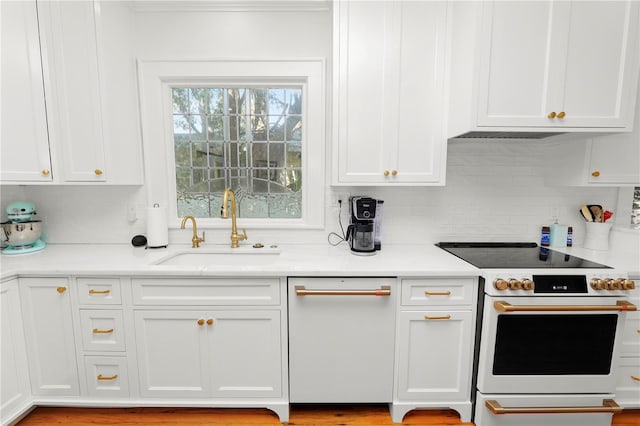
486 399 622 415
494 300 637 312
295 285 391 296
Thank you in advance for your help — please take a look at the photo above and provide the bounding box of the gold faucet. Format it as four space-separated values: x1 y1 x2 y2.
180 215 205 248
221 188 247 248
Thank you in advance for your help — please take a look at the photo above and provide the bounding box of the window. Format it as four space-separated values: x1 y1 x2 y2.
172 87 303 219
138 59 325 229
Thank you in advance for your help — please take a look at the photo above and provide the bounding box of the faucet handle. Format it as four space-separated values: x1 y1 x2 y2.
241 229 247 240
200 231 206 243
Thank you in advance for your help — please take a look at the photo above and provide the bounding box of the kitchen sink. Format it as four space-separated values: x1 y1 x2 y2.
153 245 280 266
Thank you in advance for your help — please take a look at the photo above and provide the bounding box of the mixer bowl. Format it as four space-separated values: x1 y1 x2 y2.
1 221 43 247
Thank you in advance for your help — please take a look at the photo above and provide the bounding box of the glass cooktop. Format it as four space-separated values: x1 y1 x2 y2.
436 242 611 269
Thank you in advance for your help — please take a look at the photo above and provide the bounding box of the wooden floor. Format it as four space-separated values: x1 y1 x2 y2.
16 405 640 425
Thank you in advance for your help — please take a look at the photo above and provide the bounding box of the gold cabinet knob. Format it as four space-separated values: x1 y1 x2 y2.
547 112 557 119
592 171 601 177
557 111 566 119
56 286 67 294
42 169 50 176
206 318 214 326
383 170 390 176
197 319 205 326
391 170 398 176
94 169 103 176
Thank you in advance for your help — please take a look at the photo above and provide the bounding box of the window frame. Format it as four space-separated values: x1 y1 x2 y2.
138 59 325 229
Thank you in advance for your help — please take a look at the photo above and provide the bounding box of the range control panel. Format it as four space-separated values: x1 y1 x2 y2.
483 271 633 296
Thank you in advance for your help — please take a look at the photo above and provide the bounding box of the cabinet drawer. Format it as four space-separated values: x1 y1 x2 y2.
620 310 640 357
401 278 476 306
84 356 129 397
132 278 281 306
77 278 122 305
616 358 640 408
79 309 125 352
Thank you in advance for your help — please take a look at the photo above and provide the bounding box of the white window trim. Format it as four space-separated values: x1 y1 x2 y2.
138 59 325 229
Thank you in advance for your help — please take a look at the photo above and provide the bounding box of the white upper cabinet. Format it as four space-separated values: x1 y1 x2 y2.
38 0 106 182
333 1 449 185
546 83 640 186
1 0 143 185
449 0 640 137
0 0 52 182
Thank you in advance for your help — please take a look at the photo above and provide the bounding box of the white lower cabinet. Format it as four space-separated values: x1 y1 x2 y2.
19 277 80 396
1 279 31 424
135 309 282 399
392 278 477 423
616 281 640 408
396 310 473 401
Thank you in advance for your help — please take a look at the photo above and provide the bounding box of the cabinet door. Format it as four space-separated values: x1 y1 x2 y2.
477 1 639 129
561 1 639 128
134 310 211 398
335 1 448 184
1 280 30 423
476 1 564 127
20 278 79 396
396 310 473 402
38 0 106 182
209 310 282 398
0 0 52 182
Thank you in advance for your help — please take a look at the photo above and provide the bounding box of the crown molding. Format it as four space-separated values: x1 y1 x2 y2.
129 0 331 13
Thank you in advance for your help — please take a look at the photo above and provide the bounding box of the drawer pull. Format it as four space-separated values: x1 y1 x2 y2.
207 318 214 326
295 285 391 296
631 375 640 382
56 286 67 294
97 374 118 381
424 314 451 320
486 399 621 415
197 319 205 326
424 290 451 296
92 328 114 334
89 289 111 295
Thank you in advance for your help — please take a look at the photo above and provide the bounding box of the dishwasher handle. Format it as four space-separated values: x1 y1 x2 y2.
295 285 391 296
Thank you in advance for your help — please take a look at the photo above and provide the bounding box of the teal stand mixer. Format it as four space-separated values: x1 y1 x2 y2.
1 201 46 254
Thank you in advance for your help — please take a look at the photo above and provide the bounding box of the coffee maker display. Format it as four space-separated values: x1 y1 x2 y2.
346 196 383 255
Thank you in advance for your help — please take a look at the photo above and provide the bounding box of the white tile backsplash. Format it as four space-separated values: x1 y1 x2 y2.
9 140 619 247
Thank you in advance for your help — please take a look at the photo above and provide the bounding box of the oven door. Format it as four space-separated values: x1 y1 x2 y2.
477 295 634 394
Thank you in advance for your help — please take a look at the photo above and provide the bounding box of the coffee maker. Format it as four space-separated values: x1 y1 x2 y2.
346 196 383 255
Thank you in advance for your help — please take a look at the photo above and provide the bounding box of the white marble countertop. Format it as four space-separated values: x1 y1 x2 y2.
0 242 480 280
2 240 638 281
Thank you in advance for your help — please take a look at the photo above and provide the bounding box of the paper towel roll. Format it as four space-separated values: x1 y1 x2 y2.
146 204 168 248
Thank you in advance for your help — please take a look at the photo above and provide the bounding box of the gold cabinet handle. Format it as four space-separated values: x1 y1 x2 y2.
547 111 557 119
206 318 213 326
494 300 636 312
295 285 391 297
486 399 621 415
56 286 67 294
197 319 205 326
424 314 451 320
424 290 451 296
384 170 390 176
97 374 118 381
92 328 114 334
391 170 397 176
89 289 111 295
592 171 601 177
557 111 566 119
631 375 640 382
42 169 50 176
94 169 103 175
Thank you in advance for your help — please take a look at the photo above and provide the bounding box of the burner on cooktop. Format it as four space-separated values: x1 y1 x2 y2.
436 242 611 269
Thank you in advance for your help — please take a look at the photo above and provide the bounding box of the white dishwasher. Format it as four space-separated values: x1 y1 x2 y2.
288 277 397 402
